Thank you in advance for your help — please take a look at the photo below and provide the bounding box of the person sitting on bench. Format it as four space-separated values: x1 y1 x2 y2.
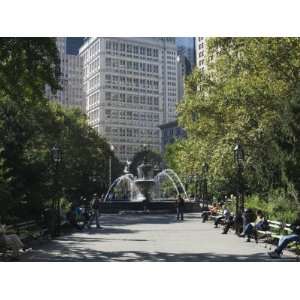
268 213 300 259
222 215 235 234
0 224 26 258
239 210 269 242
202 202 219 223
214 206 231 228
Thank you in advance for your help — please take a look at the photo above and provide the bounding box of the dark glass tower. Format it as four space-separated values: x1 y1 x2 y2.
176 37 196 72
66 37 84 55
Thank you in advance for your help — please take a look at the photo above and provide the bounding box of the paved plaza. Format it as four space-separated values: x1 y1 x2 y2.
22 213 296 262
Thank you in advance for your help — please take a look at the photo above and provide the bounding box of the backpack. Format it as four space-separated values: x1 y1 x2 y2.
260 220 269 231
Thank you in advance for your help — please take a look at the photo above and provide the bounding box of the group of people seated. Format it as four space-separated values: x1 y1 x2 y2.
201 202 300 258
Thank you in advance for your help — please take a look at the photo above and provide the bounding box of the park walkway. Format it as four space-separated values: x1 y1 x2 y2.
22 213 296 261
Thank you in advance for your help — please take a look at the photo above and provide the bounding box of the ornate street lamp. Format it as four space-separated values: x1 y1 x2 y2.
51 144 62 237
234 143 245 167
234 142 245 230
51 144 62 164
202 162 209 209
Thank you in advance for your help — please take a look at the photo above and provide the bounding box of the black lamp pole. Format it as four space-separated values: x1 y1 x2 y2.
51 144 62 237
234 142 245 216
193 175 197 201
202 162 209 209
184 175 189 195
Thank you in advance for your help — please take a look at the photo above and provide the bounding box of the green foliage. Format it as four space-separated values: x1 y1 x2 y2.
130 149 162 177
245 190 298 223
0 38 122 223
166 38 300 207
0 38 60 100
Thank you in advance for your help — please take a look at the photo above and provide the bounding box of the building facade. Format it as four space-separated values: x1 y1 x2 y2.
45 38 84 111
79 37 178 161
195 37 207 70
158 120 186 152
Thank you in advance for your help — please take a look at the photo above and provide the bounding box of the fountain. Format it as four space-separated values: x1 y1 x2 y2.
104 156 188 206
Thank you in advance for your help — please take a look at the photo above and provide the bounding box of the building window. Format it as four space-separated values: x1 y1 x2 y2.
127 44 132 53
105 58 111 67
140 47 145 55
106 41 111 50
120 43 125 52
105 92 111 101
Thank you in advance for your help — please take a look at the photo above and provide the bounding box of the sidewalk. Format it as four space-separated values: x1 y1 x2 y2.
21 213 297 261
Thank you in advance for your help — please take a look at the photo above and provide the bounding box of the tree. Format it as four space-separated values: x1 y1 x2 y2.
130 149 162 177
167 38 300 201
0 38 123 222
0 38 60 101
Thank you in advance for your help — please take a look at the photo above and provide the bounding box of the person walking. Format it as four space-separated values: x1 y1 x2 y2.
176 194 185 221
87 194 102 229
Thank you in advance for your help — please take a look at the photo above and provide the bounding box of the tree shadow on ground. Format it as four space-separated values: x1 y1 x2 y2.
14 213 299 262
20 246 297 262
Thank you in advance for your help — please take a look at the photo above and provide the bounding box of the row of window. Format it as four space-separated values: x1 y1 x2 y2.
105 92 159 106
89 74 100 91
105 58 159 73
105 75 159 89
105 126 160 138
105 40 159 58
198 42 205 50
85 57 100 76
81 40 100 63
105 109 159 123
88 109 100 122
198 50 205 58
88 92 100 107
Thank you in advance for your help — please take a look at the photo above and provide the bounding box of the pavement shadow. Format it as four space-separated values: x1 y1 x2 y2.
20 247 298 262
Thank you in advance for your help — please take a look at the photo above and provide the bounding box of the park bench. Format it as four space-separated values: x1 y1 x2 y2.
256 220 300 259
14 220 49 242
0 220 49 260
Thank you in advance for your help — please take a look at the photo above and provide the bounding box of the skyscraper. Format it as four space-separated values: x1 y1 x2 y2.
195 37 207 70
45 38 84 110
176 37 196 72
79 37 178 161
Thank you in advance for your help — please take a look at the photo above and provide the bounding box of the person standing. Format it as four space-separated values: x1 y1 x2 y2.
176 194 185 221
87 194 101 229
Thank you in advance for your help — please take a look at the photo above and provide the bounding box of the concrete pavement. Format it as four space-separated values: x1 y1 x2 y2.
21 213 297 261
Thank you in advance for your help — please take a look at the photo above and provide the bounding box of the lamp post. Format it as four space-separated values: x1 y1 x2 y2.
51 144 62 237
195 174 201 202
202 162 209 209
89 170 102 196
234 142 245 216
109 144 114 188
193 174 200 201
184 175 189 196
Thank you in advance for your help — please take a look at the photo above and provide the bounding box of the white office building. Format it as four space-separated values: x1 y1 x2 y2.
195 37 207 70
79 37 178 161
45 38 84 111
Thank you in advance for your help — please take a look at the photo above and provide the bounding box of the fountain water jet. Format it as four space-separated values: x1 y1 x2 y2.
104 159 188 204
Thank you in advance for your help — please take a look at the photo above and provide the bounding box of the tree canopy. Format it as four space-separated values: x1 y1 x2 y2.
0 38 122 223
166 38 300 205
